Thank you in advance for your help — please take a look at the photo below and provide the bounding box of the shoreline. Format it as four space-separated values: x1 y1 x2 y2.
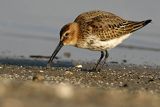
0 63 160 91
0 60 160 107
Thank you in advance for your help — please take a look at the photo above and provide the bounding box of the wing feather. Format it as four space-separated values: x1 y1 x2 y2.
74 10 147 41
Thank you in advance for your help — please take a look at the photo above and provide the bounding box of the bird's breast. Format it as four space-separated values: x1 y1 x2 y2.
75 33 131 51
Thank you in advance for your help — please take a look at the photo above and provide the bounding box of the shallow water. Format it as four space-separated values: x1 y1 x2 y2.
0 0 160 65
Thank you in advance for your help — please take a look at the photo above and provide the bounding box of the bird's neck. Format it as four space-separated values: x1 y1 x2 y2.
70 22 81 45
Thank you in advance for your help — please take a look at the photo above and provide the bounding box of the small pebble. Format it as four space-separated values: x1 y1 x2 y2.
123 84 128 87
28 70 32 73
32 74 45 81
75 64 82 68
39 70 44 73
65 71 73 75
144 66 147 69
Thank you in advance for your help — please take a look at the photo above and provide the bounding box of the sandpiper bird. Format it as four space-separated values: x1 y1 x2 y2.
47 10 152 70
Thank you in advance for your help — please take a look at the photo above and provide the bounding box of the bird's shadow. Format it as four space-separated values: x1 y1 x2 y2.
0 57 118 72
0 57 74 67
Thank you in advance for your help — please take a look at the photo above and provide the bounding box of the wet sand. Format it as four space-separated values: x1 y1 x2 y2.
0 59 160 107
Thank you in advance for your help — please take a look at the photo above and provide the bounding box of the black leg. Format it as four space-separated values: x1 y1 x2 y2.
93 51 104 70
101 50 109 68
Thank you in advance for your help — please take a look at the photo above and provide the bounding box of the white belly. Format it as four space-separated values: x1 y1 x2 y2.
90 33 131 51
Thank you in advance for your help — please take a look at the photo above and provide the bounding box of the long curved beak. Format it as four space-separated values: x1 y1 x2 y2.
47 41 63 67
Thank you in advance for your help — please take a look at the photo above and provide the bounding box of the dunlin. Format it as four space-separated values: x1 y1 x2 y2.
47 10 152 71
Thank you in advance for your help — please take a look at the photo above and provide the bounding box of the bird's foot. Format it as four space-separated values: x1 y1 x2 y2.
88 67 101 72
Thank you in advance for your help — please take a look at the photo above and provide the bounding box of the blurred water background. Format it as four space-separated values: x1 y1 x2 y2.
0 0 160 65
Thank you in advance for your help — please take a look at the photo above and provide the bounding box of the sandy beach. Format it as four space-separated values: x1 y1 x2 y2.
0 59 160 107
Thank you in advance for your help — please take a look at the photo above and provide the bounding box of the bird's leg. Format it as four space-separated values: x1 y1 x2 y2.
92 51 104 71
101 50 109 69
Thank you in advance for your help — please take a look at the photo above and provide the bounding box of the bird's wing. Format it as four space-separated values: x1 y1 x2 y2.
75 10 147 41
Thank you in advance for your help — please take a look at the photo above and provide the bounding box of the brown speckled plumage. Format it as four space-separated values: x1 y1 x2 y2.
74 10 150 41
48 10 152 71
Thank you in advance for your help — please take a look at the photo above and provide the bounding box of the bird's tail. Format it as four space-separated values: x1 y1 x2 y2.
125 19 152 33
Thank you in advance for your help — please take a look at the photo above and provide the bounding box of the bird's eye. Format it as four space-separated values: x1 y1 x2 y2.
65 33 69 37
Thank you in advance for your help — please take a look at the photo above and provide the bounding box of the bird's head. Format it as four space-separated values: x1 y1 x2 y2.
60 22 79 46
47 22 80 67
